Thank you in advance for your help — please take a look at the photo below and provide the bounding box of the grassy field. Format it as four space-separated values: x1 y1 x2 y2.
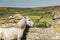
0 11 52 28
22 12 52 27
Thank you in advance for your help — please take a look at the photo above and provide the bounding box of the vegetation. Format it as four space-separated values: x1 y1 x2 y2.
0 10 52 28
0 5 60 31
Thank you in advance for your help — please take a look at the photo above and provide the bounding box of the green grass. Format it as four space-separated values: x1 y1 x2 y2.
22 12 52 27
0 13 15 19
0 11 52 28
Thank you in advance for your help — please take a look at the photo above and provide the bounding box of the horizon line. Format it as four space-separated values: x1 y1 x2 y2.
0 5 60 8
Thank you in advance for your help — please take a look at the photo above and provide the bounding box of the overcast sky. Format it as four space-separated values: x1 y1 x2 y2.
0 0 60 8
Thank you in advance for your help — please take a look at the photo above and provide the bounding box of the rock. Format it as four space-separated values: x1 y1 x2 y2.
25 28 57 40
52 10 60 28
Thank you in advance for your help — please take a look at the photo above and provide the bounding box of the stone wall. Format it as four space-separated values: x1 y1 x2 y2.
22 28 60 40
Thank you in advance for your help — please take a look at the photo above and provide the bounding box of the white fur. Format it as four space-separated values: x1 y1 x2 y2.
0 28 3 40
3 27 23 40
0 16 34 40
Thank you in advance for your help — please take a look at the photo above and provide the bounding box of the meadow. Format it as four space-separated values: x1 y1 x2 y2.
23 12 52 27
0 11 52 28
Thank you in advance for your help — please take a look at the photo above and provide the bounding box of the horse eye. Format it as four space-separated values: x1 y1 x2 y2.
28 20 31 21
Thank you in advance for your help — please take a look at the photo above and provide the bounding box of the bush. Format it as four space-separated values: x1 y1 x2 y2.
34 21 48 28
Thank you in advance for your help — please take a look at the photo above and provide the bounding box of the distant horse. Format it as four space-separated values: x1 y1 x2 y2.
0 16 34 40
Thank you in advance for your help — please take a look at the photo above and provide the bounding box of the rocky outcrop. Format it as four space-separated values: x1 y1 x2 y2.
52 10 60 19
52 10 60 28
0 14 23 27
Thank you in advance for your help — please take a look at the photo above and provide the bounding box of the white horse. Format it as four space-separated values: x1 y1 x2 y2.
0 16 34 40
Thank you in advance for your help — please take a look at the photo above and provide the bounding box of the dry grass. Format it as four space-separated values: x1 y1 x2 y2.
53 25 60 32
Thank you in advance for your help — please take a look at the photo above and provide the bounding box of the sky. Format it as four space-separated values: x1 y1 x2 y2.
0 0 60 8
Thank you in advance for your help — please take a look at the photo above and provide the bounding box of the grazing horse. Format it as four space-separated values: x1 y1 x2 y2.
0 16 34 40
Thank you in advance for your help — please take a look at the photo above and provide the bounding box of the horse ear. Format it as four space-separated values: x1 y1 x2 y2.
24 16 26 19
24 16 29 18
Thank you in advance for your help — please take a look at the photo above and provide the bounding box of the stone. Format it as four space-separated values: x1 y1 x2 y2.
23 28 60 40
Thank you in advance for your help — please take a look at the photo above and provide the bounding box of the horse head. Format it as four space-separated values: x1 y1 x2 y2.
24 16 34 27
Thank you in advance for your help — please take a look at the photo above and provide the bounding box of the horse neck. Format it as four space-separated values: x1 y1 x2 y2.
17 18 26 25
16 18 27 29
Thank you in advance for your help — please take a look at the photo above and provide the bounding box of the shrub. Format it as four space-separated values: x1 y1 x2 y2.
34 21 48 28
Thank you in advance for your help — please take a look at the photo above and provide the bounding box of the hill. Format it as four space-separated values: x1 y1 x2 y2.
0 5 60 19
0 5 60 14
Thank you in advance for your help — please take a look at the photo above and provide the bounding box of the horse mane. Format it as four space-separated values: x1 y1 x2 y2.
15 17 27 29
